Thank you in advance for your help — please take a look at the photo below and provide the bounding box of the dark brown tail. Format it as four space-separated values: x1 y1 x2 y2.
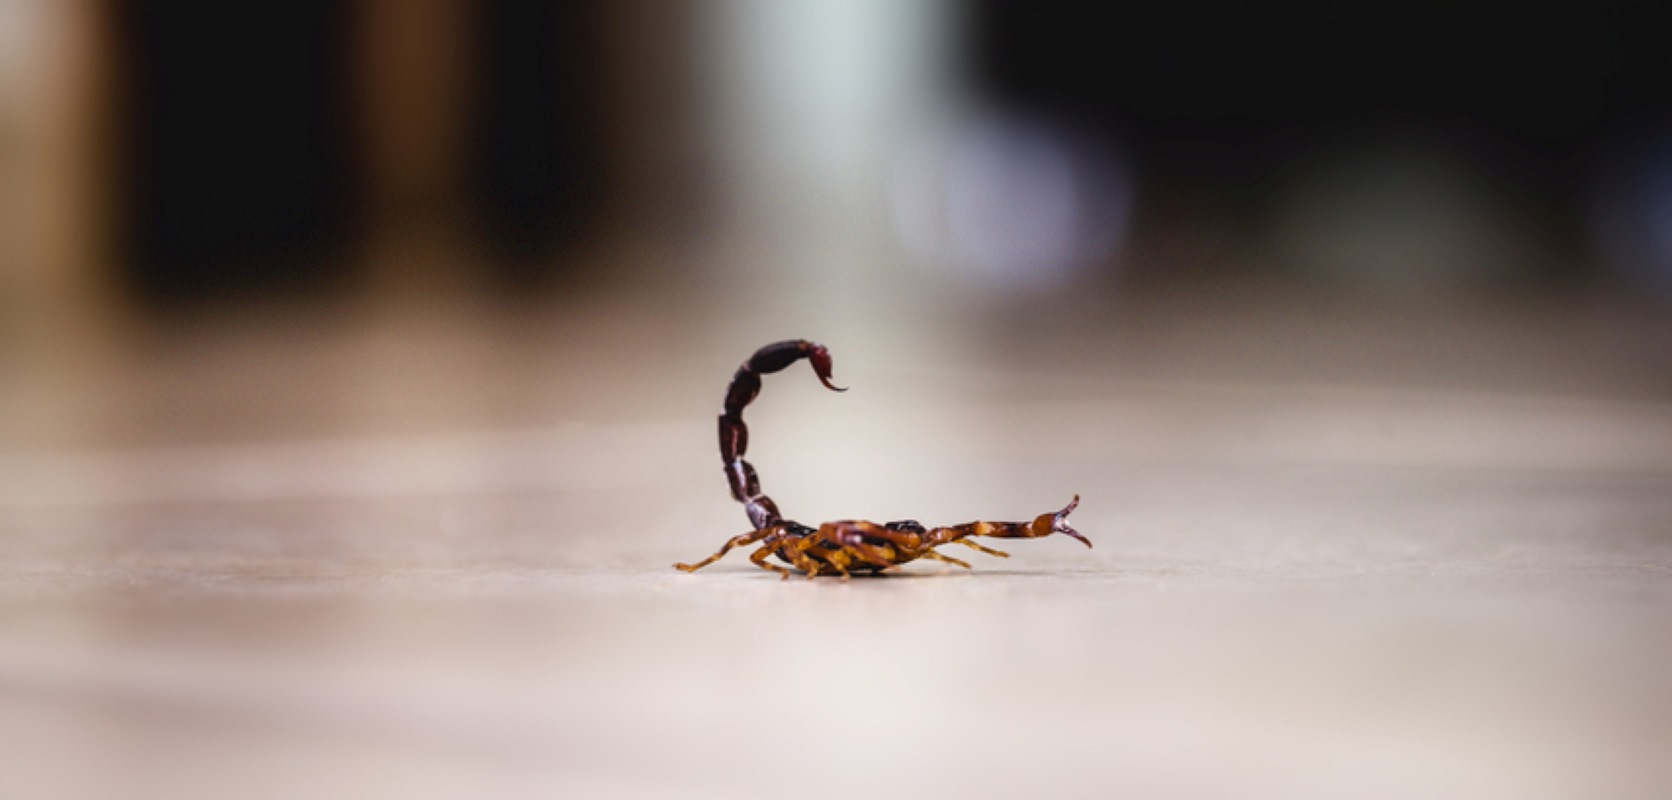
718 340 845 529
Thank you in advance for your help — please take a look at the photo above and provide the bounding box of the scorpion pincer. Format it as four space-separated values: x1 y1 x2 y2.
675 339 1090 579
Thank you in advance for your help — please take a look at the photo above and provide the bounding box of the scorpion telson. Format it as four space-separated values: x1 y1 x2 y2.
675 339 1091 579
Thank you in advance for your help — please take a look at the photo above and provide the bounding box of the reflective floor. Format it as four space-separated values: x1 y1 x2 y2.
2 280 1669 799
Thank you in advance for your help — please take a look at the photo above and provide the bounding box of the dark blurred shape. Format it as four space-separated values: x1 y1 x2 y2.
80 1 1672 306
970 0 1672 288
471 1 605 273
113 1 617 301
1590 119 1672 295
118 3 356 301
973 0 1631 136
1273 134 1536 294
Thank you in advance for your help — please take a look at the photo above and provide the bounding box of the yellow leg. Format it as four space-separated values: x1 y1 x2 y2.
676 529 772 572
844 541 899 571
773 536 831 577
956 539 1010 559
748 543 795 579
798 540 862 581
919 549 972 569
827 545 858 581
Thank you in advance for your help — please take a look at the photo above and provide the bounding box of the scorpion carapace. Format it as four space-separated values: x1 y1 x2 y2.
676 339 1090 579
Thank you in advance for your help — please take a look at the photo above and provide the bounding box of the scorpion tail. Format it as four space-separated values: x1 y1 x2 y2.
719 340 845 530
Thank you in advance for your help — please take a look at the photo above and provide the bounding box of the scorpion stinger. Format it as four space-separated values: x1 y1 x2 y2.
677 340 1092 579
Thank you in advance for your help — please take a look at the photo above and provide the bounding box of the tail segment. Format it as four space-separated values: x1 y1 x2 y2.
719 340 845 530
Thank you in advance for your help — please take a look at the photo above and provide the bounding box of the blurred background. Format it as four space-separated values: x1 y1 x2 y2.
2 2 1671 798
3 1 1670 416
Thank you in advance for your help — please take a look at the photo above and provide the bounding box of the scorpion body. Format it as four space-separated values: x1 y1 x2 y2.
676 339 1089 579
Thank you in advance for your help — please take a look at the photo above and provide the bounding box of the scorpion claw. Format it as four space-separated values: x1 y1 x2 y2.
1059 524 1092 548
1054 495 1092 548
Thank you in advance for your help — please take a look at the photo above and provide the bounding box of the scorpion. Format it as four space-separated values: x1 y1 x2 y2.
675 339 1090 579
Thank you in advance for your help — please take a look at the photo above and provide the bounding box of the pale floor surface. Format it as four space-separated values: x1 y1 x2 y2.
1 289 1670 799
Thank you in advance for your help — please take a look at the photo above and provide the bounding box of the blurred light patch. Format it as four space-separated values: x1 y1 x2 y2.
1589 123 1672 295
1274 136 1530 296
709 0 948 190
891 112 1132 293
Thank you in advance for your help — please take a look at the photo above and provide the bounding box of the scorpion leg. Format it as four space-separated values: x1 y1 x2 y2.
918 549 972 570
843 541 901 571
769 533 832 577
788 526 864 577
802 543 873 580
802 529 898 574
798 543 849 579
675 528 776 573
748 543 795 579
792 539 857 581
955 539 1010 559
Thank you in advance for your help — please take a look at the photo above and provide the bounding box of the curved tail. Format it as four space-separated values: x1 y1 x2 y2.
719 340 845 529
